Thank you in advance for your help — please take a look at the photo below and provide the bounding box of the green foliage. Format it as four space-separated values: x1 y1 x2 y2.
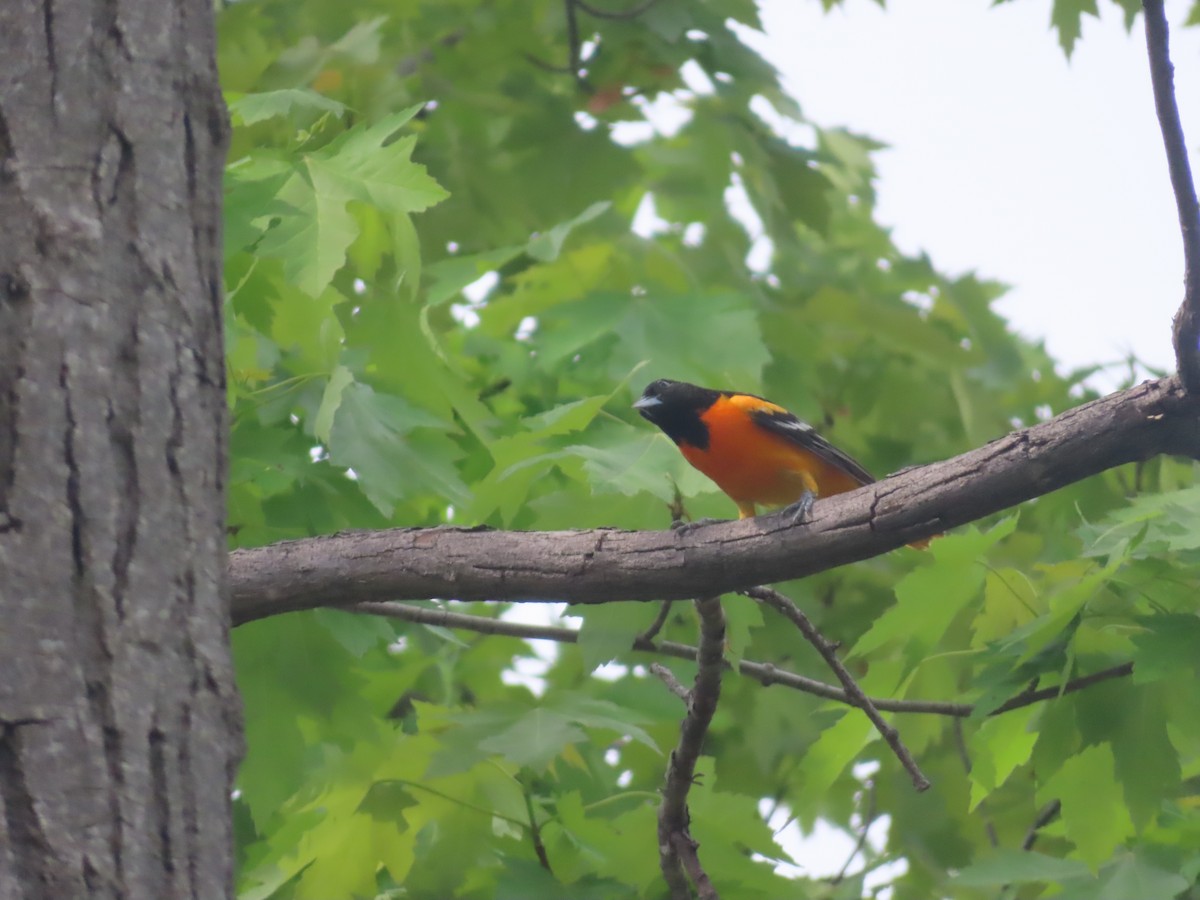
218 1 1200 897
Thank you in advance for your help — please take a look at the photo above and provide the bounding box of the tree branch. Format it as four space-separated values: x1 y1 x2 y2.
651 662 692 701
658 596 724 900
746 587 930 792
230 377 1200 624
1142 0 1200 392
352 601 1134 716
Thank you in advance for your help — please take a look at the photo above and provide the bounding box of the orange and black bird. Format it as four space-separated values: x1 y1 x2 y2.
633 378 878 525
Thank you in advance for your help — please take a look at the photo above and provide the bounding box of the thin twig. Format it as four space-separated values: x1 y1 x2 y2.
351 602 1134 718
832 779 877 884
658 596 725 899
526 0 594 89
523 787 553 873
1022 799 1062 851
745 587 931 792
651 662 691 701
952 719 999 848
564 0 587 89
522 52 575 74
638 600 674 643
575 0 662 20
988 662 1132 715
1143 0 1200 392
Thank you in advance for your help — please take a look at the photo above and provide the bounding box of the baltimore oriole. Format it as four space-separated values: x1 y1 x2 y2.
634 379 915 537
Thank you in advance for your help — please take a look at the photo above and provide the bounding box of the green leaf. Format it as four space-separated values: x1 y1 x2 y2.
327 382 466 516
952 848 1091 886
1075 680 1182 830
478 708 587 770
550 792 661 891
1097 853 1190 900
764 141 833 236
543 693 659 752
1079 485 1200 559
312 364 353 443
526 201 612 262
967 706 1038 809
227 88 348 125
257 107 447 297
258 163 359 297
722 593 763 662
574 603 644 673
313 608 396 657
1051 0 1100 56
852 518 1017 660
1037 743 1135 867
1131 613 1200 683
320 108 448 212
795 711 874 807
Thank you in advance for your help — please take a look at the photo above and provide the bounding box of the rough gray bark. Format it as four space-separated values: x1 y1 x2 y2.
230 376 1200 623
0 1 238 898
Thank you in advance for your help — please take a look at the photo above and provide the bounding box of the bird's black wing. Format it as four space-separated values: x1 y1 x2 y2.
749 405 876 486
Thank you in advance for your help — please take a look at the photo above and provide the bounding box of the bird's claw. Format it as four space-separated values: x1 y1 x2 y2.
783 491 815 525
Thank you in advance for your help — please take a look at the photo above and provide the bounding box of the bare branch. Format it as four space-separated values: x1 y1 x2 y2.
351 601 1134 718
658 597 725 899
230 377 1200 624
746 587 930 792
651 662 692 701
1142 0 1200 391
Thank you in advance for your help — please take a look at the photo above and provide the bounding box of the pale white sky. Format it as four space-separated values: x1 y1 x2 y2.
750 0 1200 388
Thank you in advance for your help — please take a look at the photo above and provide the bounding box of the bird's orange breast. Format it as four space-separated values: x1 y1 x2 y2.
681 398 866 507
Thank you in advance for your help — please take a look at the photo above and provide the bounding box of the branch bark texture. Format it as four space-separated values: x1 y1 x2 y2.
0 1 238 896
232 377 1200 622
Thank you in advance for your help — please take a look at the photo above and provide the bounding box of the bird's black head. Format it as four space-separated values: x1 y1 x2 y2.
633 379 722 448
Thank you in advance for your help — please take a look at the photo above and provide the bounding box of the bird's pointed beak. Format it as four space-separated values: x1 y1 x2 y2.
632 395 661 411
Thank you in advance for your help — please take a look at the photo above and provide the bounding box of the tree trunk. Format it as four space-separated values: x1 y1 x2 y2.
0 1 238 897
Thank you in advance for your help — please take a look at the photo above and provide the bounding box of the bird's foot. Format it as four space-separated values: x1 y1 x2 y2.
782 491 815 525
